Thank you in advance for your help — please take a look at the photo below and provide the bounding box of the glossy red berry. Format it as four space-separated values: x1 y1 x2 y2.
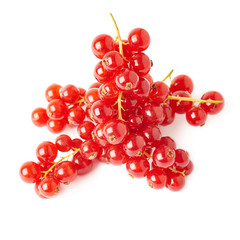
72 152 93 175
177 160 194 176
46 118 67 133
77 121 95 140
160 103 175 126
169 91 192 114
67 106 86 125
31 107 49 127
103 119 128 145
98 81 119 102
158 136 176 149
92 123 108 147
131 77 151 100
142 102 164 125
147 169 167 189
123 133 146 157
153 145 175 168
84 88 100 106
140 124 162 147
80 139 100 160
92 34 114 59
47 99 67 120
166 172 185 192
19 161 42 183
91 100 114 124
38 176 60 198
128 28 150 52
126 157 150 178
36 141 58 163
94 61 114 83
129 53 151 76
174 149 189 169
45 83 62 102
54 161 77 184
60 84 80 104
127 114 143 130
115 68 139 92
102 51 124 72
200 91 224 114
71 138 83 149
55 134 72 152
186 106 207 126
149 81 169 103
106 145 127 165
170 75 194 94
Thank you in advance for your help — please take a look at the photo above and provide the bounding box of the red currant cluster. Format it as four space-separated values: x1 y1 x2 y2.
20 14 224 198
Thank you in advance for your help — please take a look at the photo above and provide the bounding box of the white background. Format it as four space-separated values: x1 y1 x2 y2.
0 0 240 239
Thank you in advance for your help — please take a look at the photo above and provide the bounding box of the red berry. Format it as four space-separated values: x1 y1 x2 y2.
140 124 162 147
166 172 185 191
47 99 67 120
60 84 80 104
19 161 42 183
177 160 194 176
55 134 72 152
84 88 100 105
106 145 127 165
127 114 143 130
71 138 83 149
45 83 62 102
103 119 128 145
35 181 47 199
92 34 114 59
128 28 150 52
46 118 67 133
72 152 93 175
129 53 151 76
200 91 224 114
170 75 194 94
126 157 150 178
38 176 60 198
160 103 175 126
67 106 86 125
147 169 167 189
123 133 146 157
94 61 114 84
80 139 100 160
152 145 175 168
31 107 49 127
77 121 95 140
36 141 58 163
142 102 164 125
98 81 119 103
158 136 176 149
92 123 108 147
186 106 207 126
102 51 124 72
54 161 77 184
169 91 192 114
149 81 169 103
174 149 189 169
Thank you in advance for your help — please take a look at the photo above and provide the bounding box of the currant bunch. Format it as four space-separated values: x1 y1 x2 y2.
21 14 224 198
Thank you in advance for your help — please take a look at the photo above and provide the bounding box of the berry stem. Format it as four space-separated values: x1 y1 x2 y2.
116 91 126 122
167 95 224 104
41 148 80 180
169 167 186 177
143 151 152 159
162 69 174 82
110 13 126 60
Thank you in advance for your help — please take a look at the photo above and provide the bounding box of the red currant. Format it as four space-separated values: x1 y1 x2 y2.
36 141 58 163
149 81 169 103
72 152 93 175
31 107 49 127
54 161 77 184
80 139 100 160
47 99 67 120
38 176 60 198
106 145 127 165
129 53 151 76
19 161 42 183
169 91 192 114
128 28 150 52
77 121 95 140
45 83 62 102
140 124 162 147
55 134 72 152
170 75 194 94
174 149 189 169
92 123 108 147
142 102 164 124
102 51 124 72
46 118 67 133
147 169 167 189
152 145 175 168
67 106 86 125
166 171 185 191
126 157 150 178
186 106 207 126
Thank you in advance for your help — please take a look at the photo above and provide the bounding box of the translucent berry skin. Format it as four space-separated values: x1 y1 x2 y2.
128 28 150 52
142 102 164 125
54 161 77 184
129 53 151 76
55 134 72 152
84 88 100 106
107 145 128 165
140 125 162 147
131 77 150 100
94 61 114 84
177 160 194 176
98 81 119 103
19 161 42 183
102 51 124 72
160 103 175 126
127 114 143 130
158 136 176 149
60 84 80 104
72 152 93 175
77 121 95 140
47 99 67 120
147 169 167 189
38 176 60 198
200 91 224 114
31 107 49 127
45 83 62 102
126 157 150 178
91 100 114 124
35 181 47 199
186 106 207 126
169 91 192 114
92 34 114 59
36 141 58 163
123 133 146 157
170 75 194 94
153 145 175 168
174 149 189 169
103 119 128 145
115 68 139 92
80 139 100 160
46 118 66 133
149 81 169 103
166 172 185 191
67 106 85 125
92 123 108 147
71 138 83 149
